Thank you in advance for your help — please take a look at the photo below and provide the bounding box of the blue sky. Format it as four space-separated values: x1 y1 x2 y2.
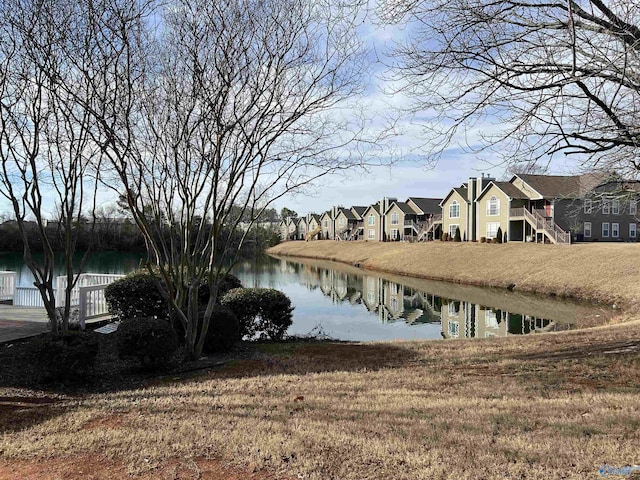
0 4 582 221
270 12 581 217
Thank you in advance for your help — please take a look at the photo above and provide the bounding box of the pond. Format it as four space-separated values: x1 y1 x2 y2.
234 255 613 341
0 251 613 341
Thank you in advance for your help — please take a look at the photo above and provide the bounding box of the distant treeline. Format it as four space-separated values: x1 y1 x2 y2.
0 219 280 255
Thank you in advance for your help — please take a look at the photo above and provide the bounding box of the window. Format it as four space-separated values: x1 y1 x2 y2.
391 213 399 225
602 222 610 237
368 229 374 239
612 223 619 237
448 321 459 338
390 297 399 311
368 214 375 226
630 223 637 239
631 201 637 216
612 200 620 215
449 200 460 218
603 199 610 215
339 217 344 226
487 196 500 216
323 220 328 228
583 199 592 214
485 310 499 329
584 222 592 238
391 228 398 240
449 224 459 238
486 222 500 239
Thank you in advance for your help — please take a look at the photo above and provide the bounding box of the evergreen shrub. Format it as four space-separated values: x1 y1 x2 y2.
35 332 99 383
203 305 240 352
220 288 294 340
116 317 179 369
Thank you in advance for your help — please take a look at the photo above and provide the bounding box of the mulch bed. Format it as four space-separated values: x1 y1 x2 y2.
0 329 255 395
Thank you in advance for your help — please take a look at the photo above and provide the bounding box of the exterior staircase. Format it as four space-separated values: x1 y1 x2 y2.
305 226 321 241
510 208 571 244
346 225 363 241
417 214 442 241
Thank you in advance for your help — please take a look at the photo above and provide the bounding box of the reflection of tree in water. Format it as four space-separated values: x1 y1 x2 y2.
274 258 569 338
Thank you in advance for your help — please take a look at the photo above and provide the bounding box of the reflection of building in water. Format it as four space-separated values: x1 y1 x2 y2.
288 260 565 338
440 300 559 339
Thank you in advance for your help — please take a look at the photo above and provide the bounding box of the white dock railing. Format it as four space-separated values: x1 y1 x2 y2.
0 272 16 301
1 271 124 329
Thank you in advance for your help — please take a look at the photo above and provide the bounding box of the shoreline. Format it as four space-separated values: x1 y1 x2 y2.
267 240 640 312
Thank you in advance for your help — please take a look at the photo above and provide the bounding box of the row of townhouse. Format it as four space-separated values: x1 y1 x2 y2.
279 197 442 242
280 172 640 244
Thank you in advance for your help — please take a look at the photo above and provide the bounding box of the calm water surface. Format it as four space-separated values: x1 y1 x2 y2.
0 252 611 341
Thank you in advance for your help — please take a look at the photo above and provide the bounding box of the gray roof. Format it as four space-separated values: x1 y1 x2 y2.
388 201 416 215
477 181 528 201
363 204 382 215
339 208 357 220
407 197 443 214
515 173 612 198
439 185 469 206
351 206 367 219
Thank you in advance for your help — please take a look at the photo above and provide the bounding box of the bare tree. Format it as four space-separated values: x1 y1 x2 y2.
379 0 640 173
77 0 369 359
0 0 103 332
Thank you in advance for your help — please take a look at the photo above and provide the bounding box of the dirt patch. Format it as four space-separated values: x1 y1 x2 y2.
0 455 290 480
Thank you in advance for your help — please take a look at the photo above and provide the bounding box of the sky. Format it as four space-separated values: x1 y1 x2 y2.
0 2 583 221
270 7 580 217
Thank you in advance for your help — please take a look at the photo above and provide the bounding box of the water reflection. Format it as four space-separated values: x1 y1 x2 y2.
233 255 609 341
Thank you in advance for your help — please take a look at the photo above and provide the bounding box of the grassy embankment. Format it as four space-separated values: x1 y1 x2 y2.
1 241 639 479
269 240 640 308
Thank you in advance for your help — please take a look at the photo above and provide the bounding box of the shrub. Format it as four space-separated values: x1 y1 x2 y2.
116 317 180 369
503 231 508 243
106 271 243 323
256 289 294 340
219 288 261 338
480 236 486 243
220 288 294 340
496 227 503 244
105 272 168 322
203 305 240 353
35 332 99 383
441 232 449 242
453 227 461 242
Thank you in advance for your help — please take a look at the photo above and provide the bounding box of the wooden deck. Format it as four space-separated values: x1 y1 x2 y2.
0 305 112 343
0 305 49 323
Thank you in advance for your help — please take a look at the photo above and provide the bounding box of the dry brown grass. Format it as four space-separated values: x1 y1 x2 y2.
268 241 640 308
2 322 640 479
2 241 640 479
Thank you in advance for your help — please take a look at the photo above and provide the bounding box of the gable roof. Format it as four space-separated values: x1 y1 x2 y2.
351 206 367 219
337 207 356 221
476 181 528 202
513 173 614 199
439 185 469 207
386 201 415 215
362 204 382 217
407 197 442 215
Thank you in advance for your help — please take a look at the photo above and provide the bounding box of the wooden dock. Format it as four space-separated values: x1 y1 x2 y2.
0 305 113 343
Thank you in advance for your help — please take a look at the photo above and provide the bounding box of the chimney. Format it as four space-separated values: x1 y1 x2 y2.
476 173 495 196
468 177 477 203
